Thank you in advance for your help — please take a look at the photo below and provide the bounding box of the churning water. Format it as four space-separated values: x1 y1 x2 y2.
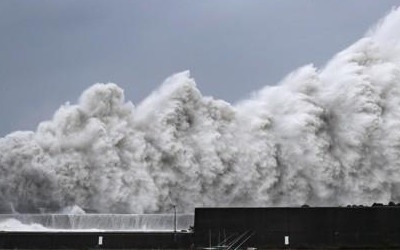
2 8 400 215
0 214 194 231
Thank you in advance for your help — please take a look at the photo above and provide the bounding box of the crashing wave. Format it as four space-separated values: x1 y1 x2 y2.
1 8 400 213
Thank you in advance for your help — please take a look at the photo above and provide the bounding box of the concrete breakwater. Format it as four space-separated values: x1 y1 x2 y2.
2 206 400 249
0 231 194 249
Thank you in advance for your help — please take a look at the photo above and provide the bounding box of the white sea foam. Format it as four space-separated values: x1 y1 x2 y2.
0 219 49 231
1 8 400 213
0 214 194 231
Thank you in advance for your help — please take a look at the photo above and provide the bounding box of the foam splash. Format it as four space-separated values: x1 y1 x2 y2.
0 219 49 231
1 8 400 213
0 214 194 231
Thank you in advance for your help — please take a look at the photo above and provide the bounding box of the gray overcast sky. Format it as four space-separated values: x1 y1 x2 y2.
0 0 399 137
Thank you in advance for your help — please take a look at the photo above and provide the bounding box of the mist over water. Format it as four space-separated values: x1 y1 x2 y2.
0 213 194 231
1 8 400 214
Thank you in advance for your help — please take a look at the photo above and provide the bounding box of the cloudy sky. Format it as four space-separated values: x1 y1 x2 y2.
0 0 399 136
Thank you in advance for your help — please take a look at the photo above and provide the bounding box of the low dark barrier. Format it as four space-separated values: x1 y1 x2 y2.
3 206 400 249
0 231 194 249
194 207 400 249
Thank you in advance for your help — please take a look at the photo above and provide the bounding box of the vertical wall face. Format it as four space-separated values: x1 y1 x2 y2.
0 232 194 249
194 207 400 249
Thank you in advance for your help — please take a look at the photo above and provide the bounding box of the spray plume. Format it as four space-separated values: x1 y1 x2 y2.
1 8 400 213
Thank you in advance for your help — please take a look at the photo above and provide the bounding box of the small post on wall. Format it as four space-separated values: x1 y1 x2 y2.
173 205 177 233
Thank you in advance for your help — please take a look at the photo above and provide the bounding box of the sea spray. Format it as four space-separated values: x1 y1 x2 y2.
0 214 194 231
1 8 400 213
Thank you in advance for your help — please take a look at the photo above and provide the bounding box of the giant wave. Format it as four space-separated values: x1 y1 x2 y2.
1 8 400 214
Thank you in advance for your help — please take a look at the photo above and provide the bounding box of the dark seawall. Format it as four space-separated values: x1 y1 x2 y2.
0 231 194 249
3 206 400 249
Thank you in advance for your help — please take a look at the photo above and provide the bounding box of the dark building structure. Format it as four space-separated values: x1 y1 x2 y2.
194 206 400 249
